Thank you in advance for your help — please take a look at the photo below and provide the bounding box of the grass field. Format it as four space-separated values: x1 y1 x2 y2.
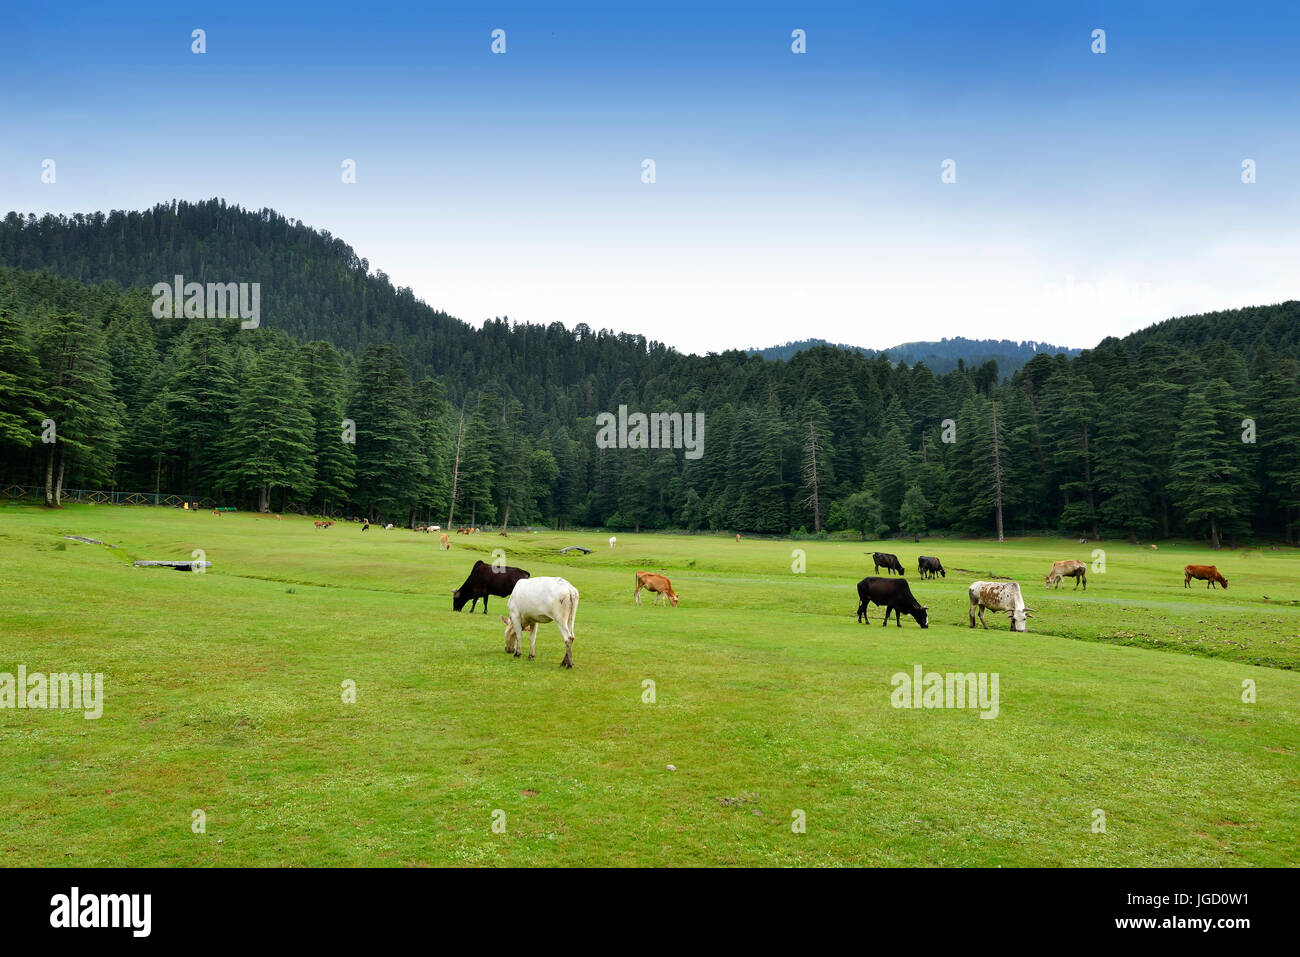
1 503 1298 866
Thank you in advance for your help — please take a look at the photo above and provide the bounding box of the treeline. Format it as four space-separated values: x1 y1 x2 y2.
1 201 1299 544
750 336 1081 375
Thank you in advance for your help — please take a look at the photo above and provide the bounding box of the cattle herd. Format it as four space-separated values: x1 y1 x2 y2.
339 527 1235 667
855 550 1232 634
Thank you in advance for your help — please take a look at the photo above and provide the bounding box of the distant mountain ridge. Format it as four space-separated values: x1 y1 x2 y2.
749 337 1082 375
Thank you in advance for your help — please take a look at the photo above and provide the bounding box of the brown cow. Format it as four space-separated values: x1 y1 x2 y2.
1045 559 1087 590
635 571 679 607
1184 565 1228 589
439 533 450 550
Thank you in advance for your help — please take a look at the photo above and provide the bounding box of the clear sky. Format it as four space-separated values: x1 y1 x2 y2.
3 1 1298 354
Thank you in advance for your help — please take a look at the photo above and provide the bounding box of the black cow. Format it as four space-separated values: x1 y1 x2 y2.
453 560 531 613
856 576 929 628
872 552 904 575
917 555 945 579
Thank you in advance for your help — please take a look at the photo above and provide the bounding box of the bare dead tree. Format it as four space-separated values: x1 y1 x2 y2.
446 405 466 529
801 419 824 533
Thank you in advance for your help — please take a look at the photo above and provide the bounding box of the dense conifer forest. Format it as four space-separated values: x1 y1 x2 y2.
2 199 1298 544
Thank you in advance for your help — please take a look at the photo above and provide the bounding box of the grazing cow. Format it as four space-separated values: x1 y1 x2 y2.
1150 544 1158 550
969 581 1032 632
872 552 905 576
500 577 580 668
856 577 929 628
431 525 441 531
1045 559 1087 590
917 555 946 579
361 519 370 531
439 533 450 550
634 571 678 607
1184 565 1228 589
453 559 531 613
384 523 394 530
458 527 470 535
735 533 741 542
314 520 329 529
609 536 616 549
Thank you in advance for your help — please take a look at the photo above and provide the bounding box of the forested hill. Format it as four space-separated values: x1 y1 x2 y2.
2 199 1298 546
749 337 1081 375
1113 301 1300 365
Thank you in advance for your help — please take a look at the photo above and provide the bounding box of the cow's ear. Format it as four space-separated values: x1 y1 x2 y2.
500 615 509 624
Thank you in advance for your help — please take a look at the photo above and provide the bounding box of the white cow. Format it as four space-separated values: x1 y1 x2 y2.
501 576 580 668
609 536 616 549
969 580 1033 632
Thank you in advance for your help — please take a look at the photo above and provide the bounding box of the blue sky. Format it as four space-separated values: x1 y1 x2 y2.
3 1 1298 353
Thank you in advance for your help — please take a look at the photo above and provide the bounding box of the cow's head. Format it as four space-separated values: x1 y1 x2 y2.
452 589 468 612
939 568 945 578
1011 606 1032 632
500 615 533 654
500 615 519 654
668 591 679 607
1219 576 1229 589
914 605 929 628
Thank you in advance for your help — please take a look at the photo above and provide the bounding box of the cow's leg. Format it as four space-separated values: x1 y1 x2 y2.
482 595 489 613
557 619 574 668
635 583 642 606
559 593 577 668
969 602 977 628
528 623 538 660
510 613 525 657
978 606 988 629
857 601 866 624
894 607 902 627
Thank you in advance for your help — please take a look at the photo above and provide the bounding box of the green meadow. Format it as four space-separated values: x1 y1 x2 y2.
1 504 1297 866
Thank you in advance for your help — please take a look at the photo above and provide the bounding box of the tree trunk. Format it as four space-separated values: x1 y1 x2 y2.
258 484 269 513
1209 514 1220 550
1081 428 1099 539
991 402 1005 543
447 411 465 529
54 454 65 507
44 444 56 507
